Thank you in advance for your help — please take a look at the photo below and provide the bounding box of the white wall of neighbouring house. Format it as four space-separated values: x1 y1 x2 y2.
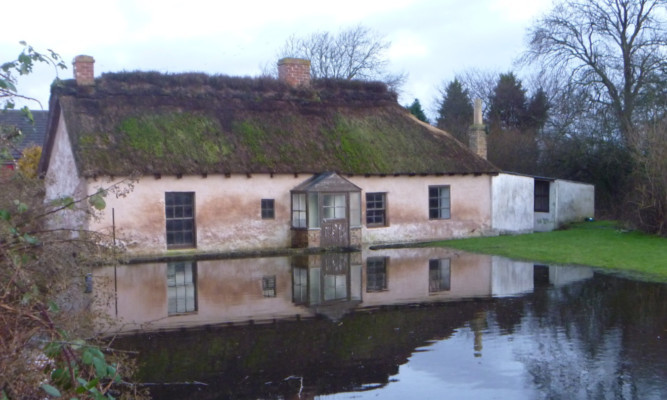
491 173 534 234
349 174 494 245
554 180 595 227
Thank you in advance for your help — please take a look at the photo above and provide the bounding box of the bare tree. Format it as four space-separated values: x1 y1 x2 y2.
277 24 406 91
522 0 667 144
454 68 499 113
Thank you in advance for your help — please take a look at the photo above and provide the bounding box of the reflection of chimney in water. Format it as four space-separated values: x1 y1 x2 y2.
471 311 487 358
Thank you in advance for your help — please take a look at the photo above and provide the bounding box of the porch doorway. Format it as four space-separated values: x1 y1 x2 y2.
321 193 348 247
290 172 361 248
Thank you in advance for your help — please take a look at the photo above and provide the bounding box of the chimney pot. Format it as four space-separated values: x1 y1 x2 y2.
277 58 311 87
73 55 95 86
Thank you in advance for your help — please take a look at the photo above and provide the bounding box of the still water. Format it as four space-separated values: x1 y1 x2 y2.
94 247 667 399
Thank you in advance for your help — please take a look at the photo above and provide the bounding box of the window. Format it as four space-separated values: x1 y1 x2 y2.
323 193 346 220
262 275 276 297
350 192 361 227
366 257 387 292
261 199 275 219
292 193 306 228
429 186 451 219
429 259 451 292
165 192 195 249
167 261 197 315
534 180 550 212
307 193 320 228
366 192 387 227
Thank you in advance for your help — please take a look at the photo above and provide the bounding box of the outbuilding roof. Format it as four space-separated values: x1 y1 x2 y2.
41 71 499 178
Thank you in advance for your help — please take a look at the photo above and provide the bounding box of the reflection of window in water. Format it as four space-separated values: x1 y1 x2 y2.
167 261 197 315
262 275 277 297
324 273 347 301
292 267 308 304
366 257 388 292
429 259 451 292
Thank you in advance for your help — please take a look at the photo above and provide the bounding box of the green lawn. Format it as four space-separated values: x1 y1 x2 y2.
429 221 667 282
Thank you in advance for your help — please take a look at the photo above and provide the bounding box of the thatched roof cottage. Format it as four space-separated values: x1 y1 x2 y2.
39 56 586 257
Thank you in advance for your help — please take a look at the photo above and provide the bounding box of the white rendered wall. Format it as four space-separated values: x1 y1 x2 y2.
491 173 534 234
554 180 595 226
43 112 90 230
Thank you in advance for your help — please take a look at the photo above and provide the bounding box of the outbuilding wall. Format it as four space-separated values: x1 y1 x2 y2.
491 173 534 234
554 180 595 226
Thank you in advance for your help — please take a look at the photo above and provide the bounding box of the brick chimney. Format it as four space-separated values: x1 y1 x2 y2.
278 58 311 87
468 98 487 159
73 55 95 86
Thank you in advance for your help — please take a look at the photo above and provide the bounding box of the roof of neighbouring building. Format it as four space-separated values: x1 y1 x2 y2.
1 110 48 161
40 71 499 177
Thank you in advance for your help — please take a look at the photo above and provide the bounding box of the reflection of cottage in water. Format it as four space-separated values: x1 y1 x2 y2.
94 248 593 334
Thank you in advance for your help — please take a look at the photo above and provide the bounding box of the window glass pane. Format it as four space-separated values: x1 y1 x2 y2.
366 192 386 227
261 199 275 219
428 186 450 220
308 193 319 228
165 192 195 248
534 180 550 212
350 192 361 227
292 193 306 228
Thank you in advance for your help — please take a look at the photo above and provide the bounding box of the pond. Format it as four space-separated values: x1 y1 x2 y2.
94 247 667 399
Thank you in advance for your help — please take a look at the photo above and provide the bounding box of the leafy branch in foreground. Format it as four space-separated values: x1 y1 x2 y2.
1 41 66 111
0 174 146 399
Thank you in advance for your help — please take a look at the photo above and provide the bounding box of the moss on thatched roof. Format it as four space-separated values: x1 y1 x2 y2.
48 72 498 177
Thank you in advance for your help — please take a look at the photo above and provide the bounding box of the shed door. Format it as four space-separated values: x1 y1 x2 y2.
321 193 349 247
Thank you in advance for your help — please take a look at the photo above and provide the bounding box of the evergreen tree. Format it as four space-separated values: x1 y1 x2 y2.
487 72 539 174
526 87 549 131
406 98 429 123
488 72 528 130
436 79 473 143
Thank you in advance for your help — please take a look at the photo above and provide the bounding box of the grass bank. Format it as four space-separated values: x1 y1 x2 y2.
429 221 667 282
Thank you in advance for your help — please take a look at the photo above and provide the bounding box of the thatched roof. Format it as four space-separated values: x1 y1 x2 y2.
44 72 498 177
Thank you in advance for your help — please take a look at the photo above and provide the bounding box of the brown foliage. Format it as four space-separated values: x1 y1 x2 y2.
0 175 145 398
16 145 41 179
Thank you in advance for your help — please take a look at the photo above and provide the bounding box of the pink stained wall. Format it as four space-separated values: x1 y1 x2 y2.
93 258 311 334
84 173 493 256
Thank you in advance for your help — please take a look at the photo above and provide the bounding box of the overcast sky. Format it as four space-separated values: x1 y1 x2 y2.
2 0 553 120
